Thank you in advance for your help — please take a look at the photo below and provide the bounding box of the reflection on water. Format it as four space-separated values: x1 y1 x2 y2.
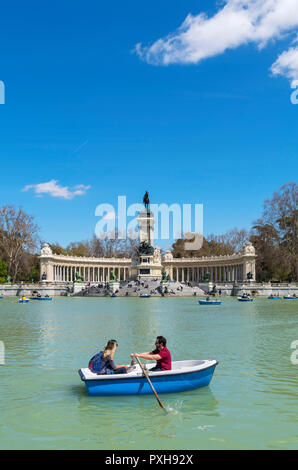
0 296 297 449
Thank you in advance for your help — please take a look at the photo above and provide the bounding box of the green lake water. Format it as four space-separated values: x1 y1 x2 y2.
0 296 297 450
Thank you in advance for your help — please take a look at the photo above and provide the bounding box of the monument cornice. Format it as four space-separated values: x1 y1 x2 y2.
40 253 132 264
162 253 250 265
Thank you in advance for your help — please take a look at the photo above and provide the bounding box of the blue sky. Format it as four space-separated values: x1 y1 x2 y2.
0 0 297 250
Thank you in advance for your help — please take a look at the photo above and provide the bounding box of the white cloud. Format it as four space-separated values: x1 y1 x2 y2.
271 45 298 85
136 0 298 84
22 180 91 200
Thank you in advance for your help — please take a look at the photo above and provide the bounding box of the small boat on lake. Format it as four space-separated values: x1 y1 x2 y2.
199 299 221 305
283 296 297 300
238 297 253 302
268 296 281 299
110 293 117 298
139 294 151 298
19 298 29 303
30 297 52 301
79 359 218 396
0 296 3 299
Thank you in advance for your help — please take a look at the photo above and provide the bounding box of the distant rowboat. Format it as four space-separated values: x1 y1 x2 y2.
199 299 221 305
268 296 281 299
19 299 29 303
30 297 52 301
139 294 151 298
283 296 297 300
237 297 253 302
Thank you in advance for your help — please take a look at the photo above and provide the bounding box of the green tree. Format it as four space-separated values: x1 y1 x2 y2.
0 205 39 282
49 243 66 255
251 182 297 281
0 259 8 283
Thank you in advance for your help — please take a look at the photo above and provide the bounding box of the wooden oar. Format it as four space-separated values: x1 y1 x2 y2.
135 356 168 413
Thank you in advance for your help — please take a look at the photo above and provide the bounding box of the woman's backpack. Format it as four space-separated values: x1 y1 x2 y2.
88 351 104 373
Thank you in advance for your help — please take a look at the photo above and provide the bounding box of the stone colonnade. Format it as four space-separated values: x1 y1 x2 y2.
40 243 256 283
52 265 130 282
168 264 244 283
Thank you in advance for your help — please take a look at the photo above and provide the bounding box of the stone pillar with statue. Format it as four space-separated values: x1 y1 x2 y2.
242 242 256 282
131 191 163 280
39 243 54 283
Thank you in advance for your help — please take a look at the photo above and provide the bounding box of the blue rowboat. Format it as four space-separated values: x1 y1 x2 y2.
199 299 221 305
268 296 281 299
238 297 253 302
19 299 29 303
284 296 297 300
79 359 218 396
0 296 3 299
30 297 52 301
139 294 151 298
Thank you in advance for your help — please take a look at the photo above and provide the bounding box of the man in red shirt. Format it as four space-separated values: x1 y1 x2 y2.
130 336 171 371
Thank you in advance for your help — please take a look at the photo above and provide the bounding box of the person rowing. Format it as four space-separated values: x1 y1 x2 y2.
130 336 171 372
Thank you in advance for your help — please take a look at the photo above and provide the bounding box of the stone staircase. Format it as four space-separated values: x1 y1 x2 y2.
76 279 205 297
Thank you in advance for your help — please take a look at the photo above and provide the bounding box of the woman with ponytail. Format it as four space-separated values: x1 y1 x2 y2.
89 339 128 375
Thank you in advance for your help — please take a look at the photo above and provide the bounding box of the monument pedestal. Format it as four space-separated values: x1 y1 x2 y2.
109 281 120 293
131 209 163 280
